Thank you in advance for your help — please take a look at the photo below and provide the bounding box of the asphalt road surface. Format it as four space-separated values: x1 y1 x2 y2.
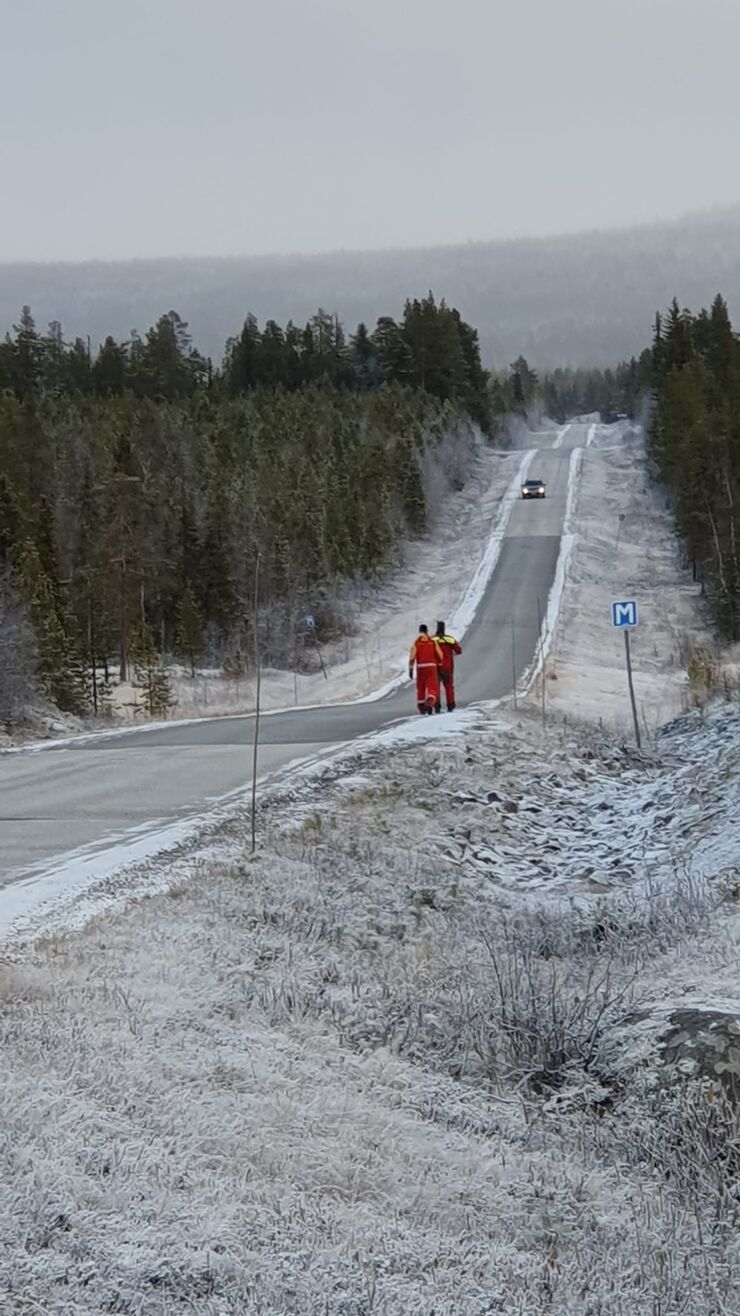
0 424 587 892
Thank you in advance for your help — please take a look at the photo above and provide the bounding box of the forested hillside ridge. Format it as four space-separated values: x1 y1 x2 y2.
650 294 740 639
3 206 740 369
0 296 491 725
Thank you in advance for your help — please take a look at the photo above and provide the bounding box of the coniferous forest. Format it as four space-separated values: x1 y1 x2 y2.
0 296 490 720
4 280 738 726
507 294 740 642
650 295 740 638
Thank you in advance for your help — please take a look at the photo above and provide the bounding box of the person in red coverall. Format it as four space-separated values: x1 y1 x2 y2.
409 624 443 715
434 620 462 712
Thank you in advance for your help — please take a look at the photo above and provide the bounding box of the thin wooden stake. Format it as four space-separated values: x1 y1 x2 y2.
250 554 262 854
89 595 98 716
537 595 546 730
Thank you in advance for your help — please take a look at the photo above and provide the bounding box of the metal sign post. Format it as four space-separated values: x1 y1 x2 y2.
305 613 327 680
611 600 640 749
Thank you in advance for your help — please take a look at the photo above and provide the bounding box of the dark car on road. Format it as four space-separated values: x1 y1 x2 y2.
521 478 546 499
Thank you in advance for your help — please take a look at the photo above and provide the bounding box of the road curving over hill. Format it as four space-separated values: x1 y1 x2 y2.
0 423 594 909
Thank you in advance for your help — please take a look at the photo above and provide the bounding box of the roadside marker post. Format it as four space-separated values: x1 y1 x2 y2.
305 613 328 679
611 600 641 749
251 554 263 853
537 595 546 729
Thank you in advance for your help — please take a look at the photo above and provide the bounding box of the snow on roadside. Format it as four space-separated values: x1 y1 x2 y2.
3 700 740 1312
537 422 710 731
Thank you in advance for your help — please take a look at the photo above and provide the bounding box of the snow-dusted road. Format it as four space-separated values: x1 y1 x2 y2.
0 423 590 910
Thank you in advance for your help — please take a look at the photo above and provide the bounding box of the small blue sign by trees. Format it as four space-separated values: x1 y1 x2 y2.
611 600 638 628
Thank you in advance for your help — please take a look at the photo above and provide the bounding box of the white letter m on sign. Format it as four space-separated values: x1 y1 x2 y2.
612 600 638 628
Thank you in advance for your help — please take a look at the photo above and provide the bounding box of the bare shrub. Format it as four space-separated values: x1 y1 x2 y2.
471 922 636 1090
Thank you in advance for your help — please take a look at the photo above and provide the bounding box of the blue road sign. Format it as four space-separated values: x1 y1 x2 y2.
611 600 638 628
305 614 316 630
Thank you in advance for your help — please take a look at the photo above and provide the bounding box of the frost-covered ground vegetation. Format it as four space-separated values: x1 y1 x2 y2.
2 703 740 1314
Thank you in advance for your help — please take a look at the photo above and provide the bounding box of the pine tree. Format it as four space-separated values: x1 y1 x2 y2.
136 311 203 400
175 584 204 677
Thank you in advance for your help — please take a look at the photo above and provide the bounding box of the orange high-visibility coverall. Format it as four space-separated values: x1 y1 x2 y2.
435 634 462 711
409 634 443 714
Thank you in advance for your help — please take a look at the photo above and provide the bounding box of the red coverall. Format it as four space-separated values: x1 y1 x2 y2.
409 634 443 714
435 633 462 712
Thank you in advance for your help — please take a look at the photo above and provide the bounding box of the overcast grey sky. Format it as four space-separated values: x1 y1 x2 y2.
2 0 739 261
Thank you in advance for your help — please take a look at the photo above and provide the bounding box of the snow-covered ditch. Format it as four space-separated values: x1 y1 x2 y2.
536 422 710 730
3 700 740 1313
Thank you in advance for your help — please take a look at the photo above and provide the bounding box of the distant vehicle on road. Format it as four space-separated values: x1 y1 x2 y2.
521 478 546 499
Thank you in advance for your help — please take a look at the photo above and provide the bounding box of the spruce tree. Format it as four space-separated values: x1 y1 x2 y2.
130 619 173 717
225 314 261 394
92 336 128 395
16 540 88 714
10 307 44 401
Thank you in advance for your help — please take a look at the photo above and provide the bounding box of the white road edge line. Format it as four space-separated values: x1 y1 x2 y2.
517 445 583 693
